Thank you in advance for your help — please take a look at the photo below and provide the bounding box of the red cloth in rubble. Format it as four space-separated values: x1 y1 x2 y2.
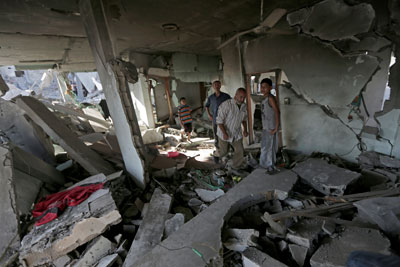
32 183 104 226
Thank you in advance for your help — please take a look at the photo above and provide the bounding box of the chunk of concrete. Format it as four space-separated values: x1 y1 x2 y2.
0 98 54 164
289 244 307 267
310 227 391 267
0 146 20 267
74 236 114 267
142 129 164 144
322 220 336 236
242 247 288 267
292 0 375 41
53 255 72 267
97 254 119 267
134 169 298 267
287 8 310 26
292 158 361 196
334 36 391 53
16 96 115 175
164 213 185 238
123 188 172 266
19 174 121 266
195 188 224 202
354 197 400 235
224 229 259 252
188 198 208 214
286 219 323 249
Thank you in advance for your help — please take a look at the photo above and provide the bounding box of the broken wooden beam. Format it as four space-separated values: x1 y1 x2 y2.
123 188 172 266
16 96 115 175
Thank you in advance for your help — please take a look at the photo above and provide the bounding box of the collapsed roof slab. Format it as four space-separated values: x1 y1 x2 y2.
133 169 298 267
16 96 115 176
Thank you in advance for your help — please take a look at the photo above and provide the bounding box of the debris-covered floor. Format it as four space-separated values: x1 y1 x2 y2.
1 94 400 267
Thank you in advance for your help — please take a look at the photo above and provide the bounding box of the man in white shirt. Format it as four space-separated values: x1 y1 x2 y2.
215 87 248 170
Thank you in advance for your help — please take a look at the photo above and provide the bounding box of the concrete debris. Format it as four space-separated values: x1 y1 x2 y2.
164 213 185 238
283 198 304 209
19 174 121 266
135 169 298 266
0 98 55 163
354 197 400 235
286 219 323 249
74 235 114 267
288 0 375 41
242 247 288 267
322 220 336 236
142 128 164 144
288 244 308 267
16 96 115 175
0 146 20 267
292 158 360 196
188 198 208 214
123 188 172 266
97 253 119 267
278 240 288 252
310 227 391 267
223 229 259 252
195 188 225 202
359 151 400 169
53 255 72 267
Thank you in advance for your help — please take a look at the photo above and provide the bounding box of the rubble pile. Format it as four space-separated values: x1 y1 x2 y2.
222 151 400 267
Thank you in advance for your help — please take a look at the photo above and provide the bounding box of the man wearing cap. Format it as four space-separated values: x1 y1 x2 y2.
205 80 231 149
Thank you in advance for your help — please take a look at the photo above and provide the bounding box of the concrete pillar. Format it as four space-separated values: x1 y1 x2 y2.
129 73 155 128
79 0 146 188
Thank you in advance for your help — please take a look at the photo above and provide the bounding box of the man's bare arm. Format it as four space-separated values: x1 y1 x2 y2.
218 124 229 140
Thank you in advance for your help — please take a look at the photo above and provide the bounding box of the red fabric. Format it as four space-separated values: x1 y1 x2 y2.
33 183 104 226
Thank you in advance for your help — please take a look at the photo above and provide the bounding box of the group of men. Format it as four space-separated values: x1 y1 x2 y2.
178 79 280 173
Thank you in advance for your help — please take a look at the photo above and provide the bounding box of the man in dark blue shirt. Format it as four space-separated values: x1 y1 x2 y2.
205 80 231 148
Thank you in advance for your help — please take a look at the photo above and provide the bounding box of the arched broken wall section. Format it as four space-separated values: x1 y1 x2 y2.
231 0 400 161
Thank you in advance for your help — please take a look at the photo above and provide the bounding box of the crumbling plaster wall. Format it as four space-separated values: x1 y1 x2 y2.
235 0 400 161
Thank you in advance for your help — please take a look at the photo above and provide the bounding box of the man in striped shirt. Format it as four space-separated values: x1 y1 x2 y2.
215 88 248 170
178 97 193 142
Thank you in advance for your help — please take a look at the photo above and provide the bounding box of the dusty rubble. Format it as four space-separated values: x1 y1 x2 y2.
0 94 399 267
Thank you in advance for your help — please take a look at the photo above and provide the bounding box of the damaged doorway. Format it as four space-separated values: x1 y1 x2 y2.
246 70 283 147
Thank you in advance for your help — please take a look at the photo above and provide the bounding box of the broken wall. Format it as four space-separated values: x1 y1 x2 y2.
236 0 400 161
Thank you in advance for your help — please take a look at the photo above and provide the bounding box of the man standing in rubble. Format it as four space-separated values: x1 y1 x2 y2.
205 80 231 149
214 87 248 170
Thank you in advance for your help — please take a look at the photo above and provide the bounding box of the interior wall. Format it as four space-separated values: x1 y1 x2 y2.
153 78 170 121
235 0 400 162
173 80 202 112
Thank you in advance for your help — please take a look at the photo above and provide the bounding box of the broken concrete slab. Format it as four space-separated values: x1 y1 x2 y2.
334 36 392 53
292 158 361 196
354 197 400 236
19 174 121 266
0 98 54 164
289 244 307 267
310 227 391 267
123 188 172 266
13 169 42 215
142 129 164 144
134 169 298 267
0 146 20 267
97 254 119 267
242 247 288 267
16 96 115 176
359 151 400 169
223 229 259 252
12 146 64 187
195 188 225 202
164 213 185 238
188 198 208 214
291 0 375 41
74 235 114 267
286 219 323 249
